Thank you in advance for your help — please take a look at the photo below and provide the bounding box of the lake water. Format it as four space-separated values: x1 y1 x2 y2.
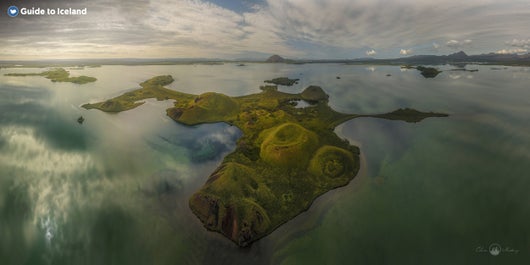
0 64 528 264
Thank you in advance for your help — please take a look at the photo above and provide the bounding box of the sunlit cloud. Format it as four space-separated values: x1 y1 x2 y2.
446 39 472 49
366 49 377 56
505 39 530 48
400 49 413 55
496 48 528 54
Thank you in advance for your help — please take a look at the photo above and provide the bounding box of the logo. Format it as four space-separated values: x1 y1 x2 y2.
7 5 19 17
488 243 501 256
476 242 520 256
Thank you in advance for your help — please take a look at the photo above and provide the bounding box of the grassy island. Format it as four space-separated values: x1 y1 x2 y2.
416 66 442 78
264 77 300 86
5 68 97 84
83 75 447 246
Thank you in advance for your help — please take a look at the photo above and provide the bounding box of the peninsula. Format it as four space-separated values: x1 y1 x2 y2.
5 68 97 84
83 75 447 246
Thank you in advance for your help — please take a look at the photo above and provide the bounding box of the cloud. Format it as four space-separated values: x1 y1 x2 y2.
446 39 472 49
366 49 376 56
400 49 413 55
1 0 530 59
0 0 301 59
505 39 530 48
496 48 528 54
433 42 440 49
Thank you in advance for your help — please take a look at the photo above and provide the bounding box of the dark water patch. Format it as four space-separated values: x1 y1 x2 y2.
0 84 52 103
338 117 417 174
0 182 37 265
86 206 148 265
41 205 151 265
0 102 88 151
140 169 184 217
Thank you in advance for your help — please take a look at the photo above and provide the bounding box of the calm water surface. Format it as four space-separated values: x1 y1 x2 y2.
0 64 528 264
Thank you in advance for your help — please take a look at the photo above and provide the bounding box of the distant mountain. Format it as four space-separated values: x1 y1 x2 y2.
352 57 376 61
447 51 468 59
266 55 287 63
3 51 530 68
362 51 530 65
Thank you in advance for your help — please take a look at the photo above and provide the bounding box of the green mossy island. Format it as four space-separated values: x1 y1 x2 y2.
5 68 97 84
83 75 447 246
416 66 442 78
264 77 300 86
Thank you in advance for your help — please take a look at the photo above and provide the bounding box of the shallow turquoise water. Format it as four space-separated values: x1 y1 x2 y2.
0 64 528 264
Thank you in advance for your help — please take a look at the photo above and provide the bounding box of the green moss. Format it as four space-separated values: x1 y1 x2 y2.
300 86 329 102
82 75 195 112
140 75 174 87
177 92 239 124
260 123 318 168
308 145 356 185
264 77 299 86
367 108 449 123
84 75 448 247
416 66 442 78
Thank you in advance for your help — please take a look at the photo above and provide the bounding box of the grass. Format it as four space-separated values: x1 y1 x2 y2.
177 92 239 124
5 68 97 84
259 123 319 168
84 75 448 247
363 108 449 123
82 75 196 112
300 85 329 102
416 66 442 78
308 145 357 185
264 77 300 86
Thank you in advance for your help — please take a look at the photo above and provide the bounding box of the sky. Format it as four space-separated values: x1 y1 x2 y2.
1 0 530 60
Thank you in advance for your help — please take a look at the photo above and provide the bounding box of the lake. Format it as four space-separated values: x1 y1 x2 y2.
0 64 528 264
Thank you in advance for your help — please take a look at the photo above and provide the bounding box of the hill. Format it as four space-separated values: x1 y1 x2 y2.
265 55 287 63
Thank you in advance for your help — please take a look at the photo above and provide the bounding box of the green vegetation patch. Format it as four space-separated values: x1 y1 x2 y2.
82 75 196 112
264 77 299 86
83 75 448 247
416 66 442 78
260 123 318 168
368 108 449 123
178 92 239 124
5 68 97 84
308 145 356 186
301 85 329 102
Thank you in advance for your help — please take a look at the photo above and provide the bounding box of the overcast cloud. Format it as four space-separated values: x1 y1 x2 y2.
1 0 530 59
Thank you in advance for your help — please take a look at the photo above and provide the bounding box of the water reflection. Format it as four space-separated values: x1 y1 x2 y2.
1 64 529 264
